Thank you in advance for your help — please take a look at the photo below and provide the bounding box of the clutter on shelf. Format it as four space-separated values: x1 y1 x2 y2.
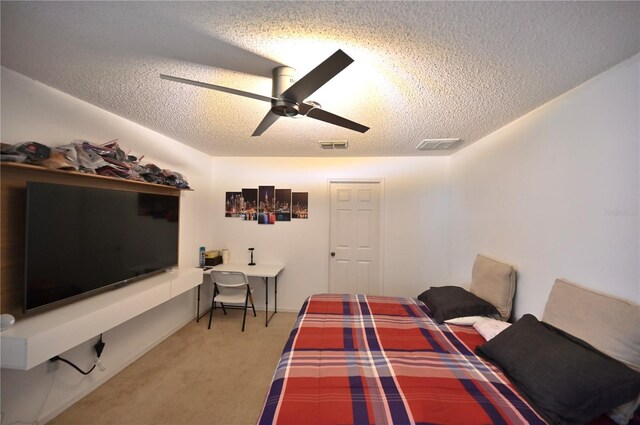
0 139 190 189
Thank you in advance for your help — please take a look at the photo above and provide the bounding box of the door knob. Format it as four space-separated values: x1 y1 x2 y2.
330 252 336 257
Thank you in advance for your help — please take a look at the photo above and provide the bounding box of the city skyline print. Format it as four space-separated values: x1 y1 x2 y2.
224 191 241 217
258 185 276 224
275 189 292 222
225 186 309 223
292 192 309 219
241 188 257 221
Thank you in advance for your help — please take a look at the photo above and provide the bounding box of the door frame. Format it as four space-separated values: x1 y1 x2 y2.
327 178 385 295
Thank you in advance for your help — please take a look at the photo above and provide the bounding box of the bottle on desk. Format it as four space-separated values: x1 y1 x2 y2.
222 249 230 265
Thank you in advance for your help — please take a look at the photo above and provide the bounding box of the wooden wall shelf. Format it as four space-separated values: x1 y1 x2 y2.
0 162 193 192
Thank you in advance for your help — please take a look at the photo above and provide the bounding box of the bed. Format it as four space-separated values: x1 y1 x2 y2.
258 293 545 425
257 257 640 425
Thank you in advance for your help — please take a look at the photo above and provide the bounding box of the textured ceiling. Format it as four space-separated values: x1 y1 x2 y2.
2 1 639 157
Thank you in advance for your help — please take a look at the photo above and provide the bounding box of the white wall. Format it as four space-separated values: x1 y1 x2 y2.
209 157 450 310
0 68 452 424
1 68 216 424
2 51 638 424
449 55 640 318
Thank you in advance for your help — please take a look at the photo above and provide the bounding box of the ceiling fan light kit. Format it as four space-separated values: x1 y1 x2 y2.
160 49 369 137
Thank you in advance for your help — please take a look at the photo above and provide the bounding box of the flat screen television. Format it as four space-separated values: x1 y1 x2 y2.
24 182 180 313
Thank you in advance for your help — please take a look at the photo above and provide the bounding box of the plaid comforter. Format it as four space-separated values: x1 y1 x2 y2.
258 294 546 425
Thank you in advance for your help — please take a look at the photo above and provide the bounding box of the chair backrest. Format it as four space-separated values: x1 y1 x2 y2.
210 270 249 288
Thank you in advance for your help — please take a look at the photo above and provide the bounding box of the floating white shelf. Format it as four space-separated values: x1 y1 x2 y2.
0 267 201 370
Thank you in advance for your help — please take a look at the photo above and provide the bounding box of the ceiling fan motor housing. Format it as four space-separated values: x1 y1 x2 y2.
272 66 299 116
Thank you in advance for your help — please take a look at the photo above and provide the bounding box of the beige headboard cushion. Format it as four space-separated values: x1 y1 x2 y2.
543 279 640 424
469 255 516 321
542 278 640 372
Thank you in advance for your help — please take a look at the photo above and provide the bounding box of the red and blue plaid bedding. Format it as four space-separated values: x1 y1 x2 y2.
258 294 546 425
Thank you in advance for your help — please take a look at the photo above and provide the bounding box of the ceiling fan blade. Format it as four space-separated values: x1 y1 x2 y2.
252 111 281 137
305 107 369 134
281 49 354 102
160 74 276 103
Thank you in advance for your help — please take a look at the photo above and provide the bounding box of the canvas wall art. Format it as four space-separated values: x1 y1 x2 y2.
275 189 292 221
241 188 258 221
225 191 242 217
292 192 309 219
225 187 308 223
258 185 276 224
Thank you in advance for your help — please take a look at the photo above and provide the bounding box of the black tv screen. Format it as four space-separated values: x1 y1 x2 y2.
24 182 179 313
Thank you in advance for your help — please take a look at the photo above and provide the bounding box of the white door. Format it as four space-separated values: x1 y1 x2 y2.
329 181 382 295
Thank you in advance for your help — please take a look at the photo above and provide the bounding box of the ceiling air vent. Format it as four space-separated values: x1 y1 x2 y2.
319 140 348 150
416 138 461 151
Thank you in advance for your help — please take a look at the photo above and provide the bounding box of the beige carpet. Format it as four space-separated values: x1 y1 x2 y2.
49 310 298 425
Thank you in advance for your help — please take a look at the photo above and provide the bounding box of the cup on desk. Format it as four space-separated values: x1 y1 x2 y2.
222 249 230 265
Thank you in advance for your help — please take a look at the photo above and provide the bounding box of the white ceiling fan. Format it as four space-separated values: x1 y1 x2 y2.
160 49 369 136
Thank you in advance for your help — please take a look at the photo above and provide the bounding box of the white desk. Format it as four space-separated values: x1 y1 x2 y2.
198 263 284 327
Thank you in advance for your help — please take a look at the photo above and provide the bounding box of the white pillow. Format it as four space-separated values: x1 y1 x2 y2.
444 316 488 326
474 318 511 341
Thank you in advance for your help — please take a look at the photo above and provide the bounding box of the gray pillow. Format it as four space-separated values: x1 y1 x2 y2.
476 314 640 425
418 286 499 324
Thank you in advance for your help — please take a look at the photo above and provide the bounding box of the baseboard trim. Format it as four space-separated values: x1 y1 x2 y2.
254 307 300 314
40 306 299 423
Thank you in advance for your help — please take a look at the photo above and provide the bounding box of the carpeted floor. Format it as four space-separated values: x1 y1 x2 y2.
49 310 298 425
